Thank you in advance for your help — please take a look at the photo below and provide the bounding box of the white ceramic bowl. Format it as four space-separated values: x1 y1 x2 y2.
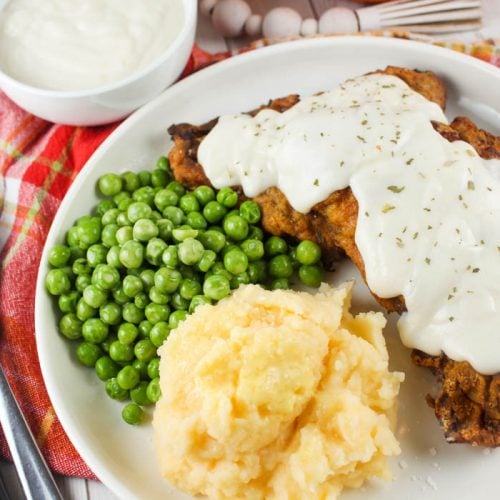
0 0 196 126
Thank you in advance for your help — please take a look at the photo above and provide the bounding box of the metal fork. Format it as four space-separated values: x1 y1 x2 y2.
0 365 63 500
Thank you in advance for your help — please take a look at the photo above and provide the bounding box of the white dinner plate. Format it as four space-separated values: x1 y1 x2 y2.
35 37 500 500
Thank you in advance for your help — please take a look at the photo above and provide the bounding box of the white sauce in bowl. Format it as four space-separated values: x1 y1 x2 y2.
198 73 500 375
0 0 184 91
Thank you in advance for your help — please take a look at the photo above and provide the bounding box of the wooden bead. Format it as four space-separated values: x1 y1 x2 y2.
319 7 359 34
245 14 262 37
200 0 217 17
262 7 302 38
301 18 318 36
212 0 251 38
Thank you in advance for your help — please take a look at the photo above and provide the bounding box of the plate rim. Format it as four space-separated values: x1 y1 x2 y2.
34 35 500 499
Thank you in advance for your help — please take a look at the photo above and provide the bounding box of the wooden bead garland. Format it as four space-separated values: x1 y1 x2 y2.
200 0 483 38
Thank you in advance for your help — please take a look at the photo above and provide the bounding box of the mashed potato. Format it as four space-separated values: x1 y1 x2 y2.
153 283 404 499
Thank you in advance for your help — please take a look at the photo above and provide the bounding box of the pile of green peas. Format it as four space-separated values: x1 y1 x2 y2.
45 156 324 425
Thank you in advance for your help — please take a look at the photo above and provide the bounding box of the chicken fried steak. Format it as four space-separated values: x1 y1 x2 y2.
166 66 500 447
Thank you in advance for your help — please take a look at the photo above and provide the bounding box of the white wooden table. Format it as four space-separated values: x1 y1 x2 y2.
1 1 498 498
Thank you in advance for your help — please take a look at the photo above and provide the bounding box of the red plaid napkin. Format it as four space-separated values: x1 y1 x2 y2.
0 39 498 480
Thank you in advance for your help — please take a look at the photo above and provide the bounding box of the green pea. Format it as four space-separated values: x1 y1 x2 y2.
186 211 207 230
157 218 174 241
151 169 169 188
134 338 157 362
130 381 153 406
101 223 119 247
295 240 321 265
146 378 162 403
145 238 168 266
198 230 226 253
169 310 188 330
96 199 116 217
59 313 83 340
193 185 215 206
139 269 155 292
247 226 264 241
98 173 123 197
66 226 80 248
147 357 160 379
113 191 131 207
101 208 120 226
178 238 204 265
122 302 145 324
223 215 249 241
76 298 97 321
298 264 324 288
123 275 144 298
203 201 227 223
95 356 120 381
132 359 149 380
179 278 202 300
166 181 185 198
203 274 230 301
99 302 122 325
149 286 169 305
268 254 294 279
72 258 91 276
156 156 171 172
127 202 152 223
76 342 102 367
216 187 238 208
48 244 71 268
154 267 181 294
121 171 141 192
240 239 264 261
74 275 91 294
112 286 129 305
82 318 109 343
163 206 185 225
122 403 144 425
271 278 290 290
83 284 108 309
149 321 169 347
178 193 199 214
77 217 101 249
119 240 144 269
105 377 129 401
134 292 149 309
248 261 267 283
109 341 134 363
172 226 198 242
154 189 179 211
86 244 107 267
92 264 120 291
132 219 158 242
138 320 153 339
116 212 132 227
231 272 250 289
117 365 140 390
239 201 261 224
137 170 151 187
197 250 216 273
223 248 248 274
117 323 139 345
58 291 80 313
45 269 71 295
132 185 155 205
171 292 189 310
265 236 288 256
101 334 117 354
145 303 170 324
106 246 122 268
188 295 212 313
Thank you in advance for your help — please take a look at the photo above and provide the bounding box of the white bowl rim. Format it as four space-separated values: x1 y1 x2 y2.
35 35 500 499
0 0 196 98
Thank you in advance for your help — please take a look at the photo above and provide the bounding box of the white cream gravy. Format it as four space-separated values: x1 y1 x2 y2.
198 73 500 375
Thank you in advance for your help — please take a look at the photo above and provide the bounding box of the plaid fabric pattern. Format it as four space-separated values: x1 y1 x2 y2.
0 39 498 480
